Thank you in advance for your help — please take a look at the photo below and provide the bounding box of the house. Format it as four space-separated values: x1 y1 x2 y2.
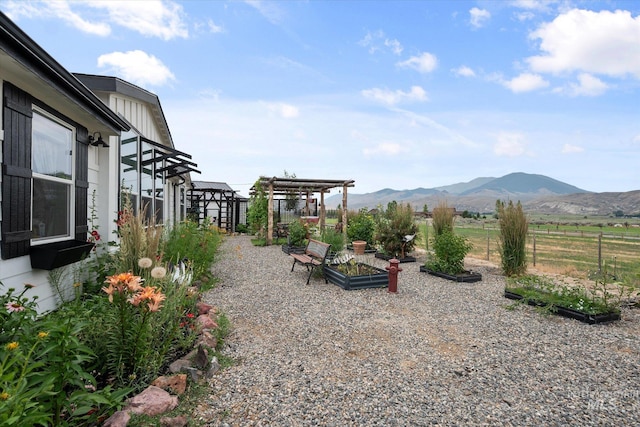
0 12 197 312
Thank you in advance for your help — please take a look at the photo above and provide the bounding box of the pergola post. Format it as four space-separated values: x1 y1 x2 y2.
319 190 326 231
267 180 274 246
342 183 348 244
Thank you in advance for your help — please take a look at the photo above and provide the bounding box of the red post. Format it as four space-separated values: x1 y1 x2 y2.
385 258 402 293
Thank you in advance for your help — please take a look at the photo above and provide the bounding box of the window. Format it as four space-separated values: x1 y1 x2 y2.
120 133 166 225
31 110 74 241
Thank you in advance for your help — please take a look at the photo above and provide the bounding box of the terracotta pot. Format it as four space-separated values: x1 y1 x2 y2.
352 240 366 255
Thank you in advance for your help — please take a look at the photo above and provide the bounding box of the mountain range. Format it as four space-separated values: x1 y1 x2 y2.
325 172 640 216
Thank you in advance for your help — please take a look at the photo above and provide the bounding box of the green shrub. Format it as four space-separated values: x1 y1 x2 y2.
320 227 344 253
287 220 308 247
426 229 472 275
247 180 268 237
374 202 418 257
346 208 375 245
497 200 528 277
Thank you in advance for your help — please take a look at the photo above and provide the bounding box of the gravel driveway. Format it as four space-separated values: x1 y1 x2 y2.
199 235 640 426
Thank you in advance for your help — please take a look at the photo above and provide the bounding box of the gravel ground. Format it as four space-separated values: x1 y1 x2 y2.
198 235 640 426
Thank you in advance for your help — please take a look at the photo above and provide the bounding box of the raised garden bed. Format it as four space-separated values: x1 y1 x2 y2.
419 265 482 283
324 263 388 290
374 252 416 263
504 290 621 324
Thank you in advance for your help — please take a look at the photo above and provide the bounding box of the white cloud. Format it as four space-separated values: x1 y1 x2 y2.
469 7 491 29
244 0 286 25
92 0 188 40
359 30 403 55
567 73 609 97
527 9 640 78
562 143 584 153
3 0 189 39
267 103 300 119
452 66 476 77
502 72 549 93
509 0 555 12
207 19 224 33
397 52 438 73
493 132 528 157
361 86 428 106
97 50 175 87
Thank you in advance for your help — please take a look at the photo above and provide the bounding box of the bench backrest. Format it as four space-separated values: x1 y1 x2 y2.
306 239 331 260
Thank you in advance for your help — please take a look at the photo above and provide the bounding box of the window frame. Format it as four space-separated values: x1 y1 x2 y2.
30 107 76 244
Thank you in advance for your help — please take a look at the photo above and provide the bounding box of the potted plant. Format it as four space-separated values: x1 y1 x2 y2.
374 202 418 262
324 254 388 290
282 219 308 254
346 208 376 253
504 274 622 324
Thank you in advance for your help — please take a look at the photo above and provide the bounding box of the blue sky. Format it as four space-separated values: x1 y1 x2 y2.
2 0 639 197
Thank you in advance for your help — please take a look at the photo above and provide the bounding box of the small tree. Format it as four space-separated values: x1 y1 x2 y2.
374 202 418 257
497 200 528 276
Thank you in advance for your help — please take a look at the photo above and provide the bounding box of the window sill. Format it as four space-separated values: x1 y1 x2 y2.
30 240 95 270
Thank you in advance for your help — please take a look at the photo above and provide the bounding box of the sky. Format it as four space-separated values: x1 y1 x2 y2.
1 0 639 198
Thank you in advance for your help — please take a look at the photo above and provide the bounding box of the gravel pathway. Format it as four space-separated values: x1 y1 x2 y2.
199 235 640 426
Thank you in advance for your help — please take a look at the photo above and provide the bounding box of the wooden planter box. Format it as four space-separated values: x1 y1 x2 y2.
374 252 416 263
324 263 388 290
504 290 621 324
419 265 482 282
30 240 94 270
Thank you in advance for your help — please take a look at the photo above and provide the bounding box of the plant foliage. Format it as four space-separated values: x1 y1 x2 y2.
426 229 473 275
374 202 418 257
346 208 375 245
497 200 528 277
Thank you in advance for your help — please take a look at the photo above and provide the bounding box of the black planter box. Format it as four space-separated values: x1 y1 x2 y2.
324 263 388 290
504 290 621 324
30 240 95 270
419 265 482 282
374 252 416 263
282 244 306 255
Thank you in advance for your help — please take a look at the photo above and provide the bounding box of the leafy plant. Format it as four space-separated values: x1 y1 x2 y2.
346 208 375 246
247 180 269 237
287 220 308 247
497 200 528 277
374 202 418 257
320 227 344 253
426 229 472 275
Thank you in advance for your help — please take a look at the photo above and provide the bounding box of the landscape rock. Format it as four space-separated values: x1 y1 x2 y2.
196 301 213 315
152 374 187 395
196 313 217 330
125 385 178 416
102 410 130 427
160 415 188 427
168 358 192 374
198 329 218 349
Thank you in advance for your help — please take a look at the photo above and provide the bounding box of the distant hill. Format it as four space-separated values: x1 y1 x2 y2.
323 173 640 216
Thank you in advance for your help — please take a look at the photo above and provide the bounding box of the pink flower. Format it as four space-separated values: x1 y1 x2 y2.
5 302 25 312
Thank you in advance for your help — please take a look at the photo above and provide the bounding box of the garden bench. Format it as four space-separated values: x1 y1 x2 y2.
290 239 331 285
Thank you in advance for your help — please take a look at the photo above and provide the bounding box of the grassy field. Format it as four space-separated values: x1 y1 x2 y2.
417 218 640 281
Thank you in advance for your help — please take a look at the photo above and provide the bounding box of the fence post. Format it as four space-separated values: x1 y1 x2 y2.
533 232 536 267
486 229 490 261
598 232 602 272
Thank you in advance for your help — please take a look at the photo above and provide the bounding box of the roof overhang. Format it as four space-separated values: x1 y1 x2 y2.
0 12 129 136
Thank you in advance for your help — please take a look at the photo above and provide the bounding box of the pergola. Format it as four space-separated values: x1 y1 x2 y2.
251 176 355 245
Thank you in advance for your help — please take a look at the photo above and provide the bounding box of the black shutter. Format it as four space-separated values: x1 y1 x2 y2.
75 127 89 240
1 83 33 259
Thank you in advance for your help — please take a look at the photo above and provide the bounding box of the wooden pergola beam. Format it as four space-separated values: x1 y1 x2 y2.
252 176 355 246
